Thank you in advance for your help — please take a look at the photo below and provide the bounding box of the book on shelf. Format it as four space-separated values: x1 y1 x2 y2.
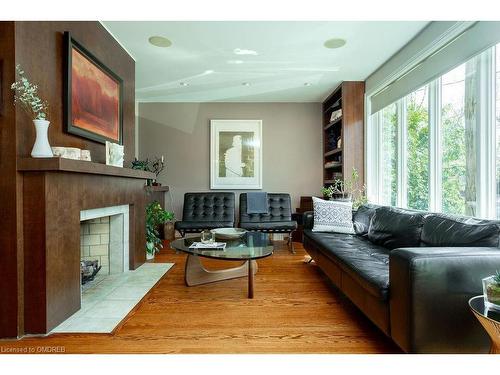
189 242 227 250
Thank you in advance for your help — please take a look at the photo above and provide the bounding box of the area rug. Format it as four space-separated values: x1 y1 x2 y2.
51 263 174 334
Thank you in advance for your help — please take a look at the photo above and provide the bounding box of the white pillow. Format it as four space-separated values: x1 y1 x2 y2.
312 197 355 234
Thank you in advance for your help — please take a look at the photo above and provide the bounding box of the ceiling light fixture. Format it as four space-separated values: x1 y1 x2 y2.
227 60 244 64
148 36 172 48
323 38 346 49
233 48 258 56
304 82 312 86
242 82 251 86
179 82 189 87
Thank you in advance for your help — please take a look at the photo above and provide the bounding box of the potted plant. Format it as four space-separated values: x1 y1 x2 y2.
11 64 53 158
321 168 367 209
146 201 175 260
483 271 500 311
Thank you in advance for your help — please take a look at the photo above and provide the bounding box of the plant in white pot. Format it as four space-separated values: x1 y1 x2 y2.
11 64 53 158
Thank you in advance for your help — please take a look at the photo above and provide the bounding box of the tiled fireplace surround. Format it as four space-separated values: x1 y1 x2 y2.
80 205 130 276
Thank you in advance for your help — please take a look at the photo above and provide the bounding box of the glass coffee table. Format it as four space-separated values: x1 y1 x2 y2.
170 232 274 298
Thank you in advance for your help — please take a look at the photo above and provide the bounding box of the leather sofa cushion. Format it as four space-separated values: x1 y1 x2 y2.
421 214 500 247
304 230 390 301
368 206 425 250
353 204 380 236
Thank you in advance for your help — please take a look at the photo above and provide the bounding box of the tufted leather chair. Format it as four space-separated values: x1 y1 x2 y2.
239 193 297 253
174 192 235 237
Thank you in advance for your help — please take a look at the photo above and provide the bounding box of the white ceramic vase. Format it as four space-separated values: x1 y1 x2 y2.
146 252 155 261
31 119 53 158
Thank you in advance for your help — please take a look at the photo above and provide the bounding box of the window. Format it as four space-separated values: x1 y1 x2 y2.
440 62 478 216
496 45 500 218
406 85 430 210
380 103 398 206
370 46 495 218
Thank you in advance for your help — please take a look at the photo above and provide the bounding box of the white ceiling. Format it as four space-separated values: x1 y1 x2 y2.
103 21 428 102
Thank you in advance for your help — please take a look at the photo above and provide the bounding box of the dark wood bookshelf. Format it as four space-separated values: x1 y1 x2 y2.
322 81 365 186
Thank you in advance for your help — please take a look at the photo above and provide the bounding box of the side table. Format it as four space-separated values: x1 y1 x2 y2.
469 295 500 354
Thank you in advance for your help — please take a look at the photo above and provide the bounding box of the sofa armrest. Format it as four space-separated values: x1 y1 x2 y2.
303 211 314 230
389 247 500 353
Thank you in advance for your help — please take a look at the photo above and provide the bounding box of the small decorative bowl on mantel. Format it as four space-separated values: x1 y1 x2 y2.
483 272 500 311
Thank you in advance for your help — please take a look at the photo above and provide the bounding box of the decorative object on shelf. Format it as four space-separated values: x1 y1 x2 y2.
324 161 342 168
64 32 123 145
131 157 165 186
321 168 367 209
337 136 342 149
105 141 124 167
329 108 342 122
80 149 92 161
51 146 81 160
146 201 175 260
210 119 262 189
11 64 53 158
150 156 165 186
131 157 150 171
483 271 500 311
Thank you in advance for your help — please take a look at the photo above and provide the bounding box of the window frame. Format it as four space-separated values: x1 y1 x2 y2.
367 45 498 218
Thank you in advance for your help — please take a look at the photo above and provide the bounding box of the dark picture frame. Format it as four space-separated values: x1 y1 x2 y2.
64 32 123 145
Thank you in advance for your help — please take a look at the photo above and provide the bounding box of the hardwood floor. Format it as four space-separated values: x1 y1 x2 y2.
0 241 400 354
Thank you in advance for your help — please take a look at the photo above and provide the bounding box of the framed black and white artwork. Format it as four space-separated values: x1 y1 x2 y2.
210 119 263 190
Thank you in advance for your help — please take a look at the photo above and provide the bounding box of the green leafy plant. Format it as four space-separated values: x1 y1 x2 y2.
146 201 174 255
131 157 166 186
321 168 367 209
11 64 49 120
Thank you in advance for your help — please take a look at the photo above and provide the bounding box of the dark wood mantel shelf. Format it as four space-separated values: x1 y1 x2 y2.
17 157 156 180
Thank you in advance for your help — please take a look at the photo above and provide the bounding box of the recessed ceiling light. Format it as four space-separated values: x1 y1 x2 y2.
234 48 258 56
324 38 346 49
204 70 214 74
242 82 251 86
304 82 312 86
148 36 172 48
179 82 189 87
227 60 244 64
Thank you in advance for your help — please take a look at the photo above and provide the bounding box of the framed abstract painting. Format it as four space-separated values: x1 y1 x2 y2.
64 32 123 144
210 119 262 190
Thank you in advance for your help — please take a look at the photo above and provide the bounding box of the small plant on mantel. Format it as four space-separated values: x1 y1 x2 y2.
146 201 175 259
131 156 165 186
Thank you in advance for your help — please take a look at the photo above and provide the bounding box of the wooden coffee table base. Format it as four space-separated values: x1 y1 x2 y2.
184 254 258 298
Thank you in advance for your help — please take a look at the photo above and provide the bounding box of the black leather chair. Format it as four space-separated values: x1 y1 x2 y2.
239 193 297 253
174 192 235 237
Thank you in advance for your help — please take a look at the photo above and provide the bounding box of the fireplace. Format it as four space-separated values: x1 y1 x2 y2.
80 205 130 286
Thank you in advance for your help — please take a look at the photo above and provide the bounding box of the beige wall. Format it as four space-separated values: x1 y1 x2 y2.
138 102 322 219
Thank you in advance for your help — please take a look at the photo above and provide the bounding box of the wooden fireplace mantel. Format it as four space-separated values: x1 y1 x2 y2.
19 158 156 334
17 157 156 180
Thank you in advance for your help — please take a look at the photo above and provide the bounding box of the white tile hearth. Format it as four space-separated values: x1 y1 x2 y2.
51 263 174 334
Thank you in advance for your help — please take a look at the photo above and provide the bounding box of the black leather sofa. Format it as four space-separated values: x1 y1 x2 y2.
174 192 235 236
303 203 500 353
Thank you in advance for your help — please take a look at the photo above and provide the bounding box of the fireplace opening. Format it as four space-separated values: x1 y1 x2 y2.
78 205 129 291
